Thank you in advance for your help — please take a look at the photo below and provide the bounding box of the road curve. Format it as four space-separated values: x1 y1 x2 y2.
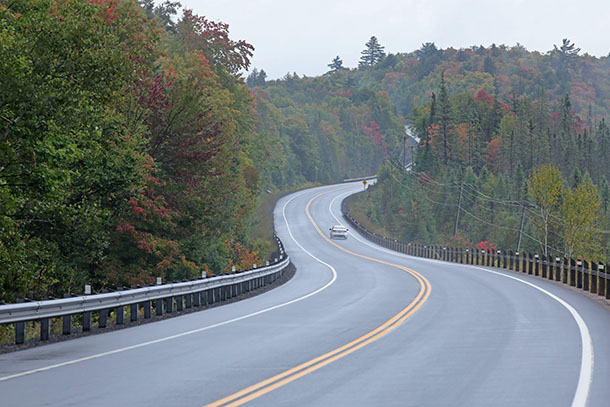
0 182 609 406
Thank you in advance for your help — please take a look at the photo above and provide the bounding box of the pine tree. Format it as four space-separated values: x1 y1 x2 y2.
552 39 580 93
328 55 344 72
600 176 610 213
246 68 267 87
415 42 443 78
483 55 495 75
438 73 452 165
359 36 386 67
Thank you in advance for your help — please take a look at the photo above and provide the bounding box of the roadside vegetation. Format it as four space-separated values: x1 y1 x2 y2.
2 1 609 303
0 1 399 302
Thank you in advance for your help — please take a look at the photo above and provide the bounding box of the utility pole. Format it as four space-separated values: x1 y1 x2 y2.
403 135 408 168
410 145 415 168
454 183 463 236
516 203 527 253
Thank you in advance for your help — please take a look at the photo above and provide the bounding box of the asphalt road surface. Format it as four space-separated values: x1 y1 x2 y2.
0 182 608 406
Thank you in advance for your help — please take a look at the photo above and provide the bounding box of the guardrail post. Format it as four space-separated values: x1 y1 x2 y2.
116 306 124 325
143 300 152 318
40 317 50 341
166 297 174 313
576 260 583 289
98 309 108 328
62 294 72 335
82 285 92 331
130 303 138 322
176 295 184 311
562 258 569 284
602 264 609 299
554 257 561 282
156 298 164 316
583 261 590 291
193 291 200 307
596 264 604 296
15 298 26 344
186 293 192 308
533 254 539 276
541 255 547 278
569 259 576 286
589 262 599 294
83 311 92 331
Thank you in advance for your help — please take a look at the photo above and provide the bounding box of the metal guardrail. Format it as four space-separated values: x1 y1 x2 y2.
342 175 377 183
1 236 290 345
0 258 289 325
341 192 610 302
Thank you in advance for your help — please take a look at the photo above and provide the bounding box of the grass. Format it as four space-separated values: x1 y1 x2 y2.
343 190 390 237
248 182 320 261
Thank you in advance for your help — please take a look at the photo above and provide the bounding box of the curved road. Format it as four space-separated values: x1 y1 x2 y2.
0 182 609 406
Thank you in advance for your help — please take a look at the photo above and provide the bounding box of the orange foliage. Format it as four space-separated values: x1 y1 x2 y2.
225 241 261 273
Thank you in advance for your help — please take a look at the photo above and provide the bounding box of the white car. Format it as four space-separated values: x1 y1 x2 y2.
329 225 349 239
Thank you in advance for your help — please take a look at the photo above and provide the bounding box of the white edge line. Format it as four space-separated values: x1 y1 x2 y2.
0 190 338 382
330 189 593 407
471 266 593 407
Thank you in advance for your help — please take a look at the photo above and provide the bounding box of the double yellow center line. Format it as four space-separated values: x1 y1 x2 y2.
206 188 431 406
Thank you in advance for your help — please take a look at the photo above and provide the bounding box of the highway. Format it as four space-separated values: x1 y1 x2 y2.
0 182 609 406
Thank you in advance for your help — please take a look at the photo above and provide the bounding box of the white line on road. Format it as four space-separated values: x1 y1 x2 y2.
472 266 594 407
329 188 594 407
0 189 338 382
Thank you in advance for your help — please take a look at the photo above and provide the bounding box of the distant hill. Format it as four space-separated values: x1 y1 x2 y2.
351 41 610 122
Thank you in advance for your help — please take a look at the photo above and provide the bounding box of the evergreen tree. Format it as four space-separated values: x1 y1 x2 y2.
328 56 344 72
246 68 267 87
438 73 452 165
415 42 443 78
513 163 526 200
600 176 610 213
359 36 386 67
570 167 583 188
483 55 495 75
552 38 580 92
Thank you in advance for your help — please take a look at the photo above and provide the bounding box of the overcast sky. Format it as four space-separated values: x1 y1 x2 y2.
179 0 609 79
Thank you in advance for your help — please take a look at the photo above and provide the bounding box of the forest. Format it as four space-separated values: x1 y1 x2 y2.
333 40 610 263
0 1 400 302
2 0 609 303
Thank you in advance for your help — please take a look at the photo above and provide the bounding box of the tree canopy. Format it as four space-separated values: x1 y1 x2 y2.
359 36 386 67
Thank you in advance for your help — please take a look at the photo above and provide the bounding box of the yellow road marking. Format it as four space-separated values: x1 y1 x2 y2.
206 187 431 407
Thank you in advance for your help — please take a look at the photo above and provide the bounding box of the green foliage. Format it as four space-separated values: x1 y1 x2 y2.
359 36 386 67
0 0 152 300
250 71 404 189
361 70 610 262
0 0 266 301
328 56 344 73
